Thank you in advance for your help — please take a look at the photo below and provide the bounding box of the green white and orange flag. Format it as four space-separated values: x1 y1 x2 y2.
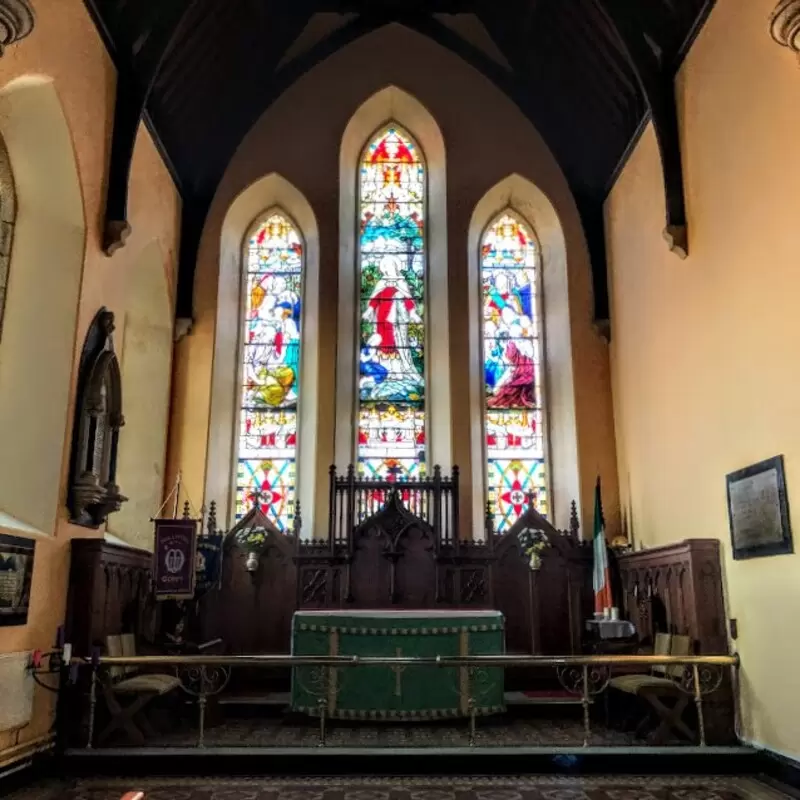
592 477 613 613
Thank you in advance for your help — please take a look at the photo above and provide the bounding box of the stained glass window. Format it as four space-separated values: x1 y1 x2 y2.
357 125 426 479
482 212 548 532
236 211 303 531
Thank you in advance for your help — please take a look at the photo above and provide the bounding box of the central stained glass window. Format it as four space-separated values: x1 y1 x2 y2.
236 211 303 530
357 125 426 479
482 211 548 532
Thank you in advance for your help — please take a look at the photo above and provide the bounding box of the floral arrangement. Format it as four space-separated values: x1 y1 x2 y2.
518 527 550 571
234 525 269 550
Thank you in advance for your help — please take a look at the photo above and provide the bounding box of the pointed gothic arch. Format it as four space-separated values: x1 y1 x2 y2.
356 122 427 479
469 175 580 536
479 208 550 533
235 207 305 532
337 86 451 474
206 174 320 535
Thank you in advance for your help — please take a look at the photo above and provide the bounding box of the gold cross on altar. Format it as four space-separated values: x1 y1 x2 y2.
391 647 406 698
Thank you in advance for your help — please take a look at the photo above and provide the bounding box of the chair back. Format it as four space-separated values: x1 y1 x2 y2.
667 633 692 678
105 635 125 682
120 633 137 676
651 632 672 676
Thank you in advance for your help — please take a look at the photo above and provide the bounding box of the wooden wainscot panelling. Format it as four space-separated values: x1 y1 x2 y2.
66 537 156 656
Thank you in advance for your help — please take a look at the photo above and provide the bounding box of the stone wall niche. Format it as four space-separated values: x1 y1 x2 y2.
68 309 127 527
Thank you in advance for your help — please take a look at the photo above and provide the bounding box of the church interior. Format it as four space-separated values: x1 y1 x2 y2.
1 0 800 797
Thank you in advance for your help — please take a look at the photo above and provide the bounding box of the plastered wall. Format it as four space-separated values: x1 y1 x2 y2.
606 0 800 761
0 0 180 764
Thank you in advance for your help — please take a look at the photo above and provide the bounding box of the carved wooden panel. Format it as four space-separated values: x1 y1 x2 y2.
66 538 155 656
393 525 437 608
207 534 296 655
617 540 727 653
199 491 593 660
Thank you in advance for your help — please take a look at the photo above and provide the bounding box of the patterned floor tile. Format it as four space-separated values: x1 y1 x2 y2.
11 775 785 800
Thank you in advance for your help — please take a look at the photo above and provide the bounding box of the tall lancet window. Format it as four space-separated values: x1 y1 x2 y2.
357 125 426 479
236 211 303 531
482 212 548 533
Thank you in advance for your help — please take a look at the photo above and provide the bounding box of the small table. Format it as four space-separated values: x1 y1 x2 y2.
585 619 636 639
291 609 505 720
585 619 637 656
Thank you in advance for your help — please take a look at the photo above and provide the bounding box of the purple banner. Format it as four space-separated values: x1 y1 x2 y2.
153 519 197 600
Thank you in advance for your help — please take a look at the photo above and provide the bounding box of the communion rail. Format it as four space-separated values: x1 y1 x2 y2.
328 464 461 546
63 652 738 750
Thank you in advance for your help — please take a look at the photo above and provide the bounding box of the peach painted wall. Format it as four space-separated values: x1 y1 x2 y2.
168 24 618 541
0 0 180 764
606 0 800 760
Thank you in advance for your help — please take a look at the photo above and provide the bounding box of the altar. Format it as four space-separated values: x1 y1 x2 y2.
291 610 505 720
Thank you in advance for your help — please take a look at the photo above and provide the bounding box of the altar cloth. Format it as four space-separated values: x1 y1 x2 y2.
290 610 505 720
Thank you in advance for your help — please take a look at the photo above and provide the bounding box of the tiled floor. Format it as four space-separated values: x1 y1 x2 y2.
150 715 640 749
6 776 794 800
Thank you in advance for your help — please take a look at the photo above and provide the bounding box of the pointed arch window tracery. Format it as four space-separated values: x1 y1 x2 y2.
481 211 549 532
236 210 304 532
356 124 427 479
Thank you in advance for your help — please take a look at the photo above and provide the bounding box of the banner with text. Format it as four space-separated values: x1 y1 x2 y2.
153 519 198 600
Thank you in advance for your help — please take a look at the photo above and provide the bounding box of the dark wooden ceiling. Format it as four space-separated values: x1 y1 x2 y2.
84 0 714 323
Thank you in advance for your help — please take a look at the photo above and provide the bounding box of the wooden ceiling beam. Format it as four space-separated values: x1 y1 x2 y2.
311 0 482 12
595 0 688 258
96 0 206 255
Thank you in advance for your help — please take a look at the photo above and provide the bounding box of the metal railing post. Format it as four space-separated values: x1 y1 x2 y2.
692 664 707 747
581 664 591 747
86 667 97 750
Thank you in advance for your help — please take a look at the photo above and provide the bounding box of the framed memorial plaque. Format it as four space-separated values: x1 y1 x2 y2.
726 455 793 560
0 534 35 626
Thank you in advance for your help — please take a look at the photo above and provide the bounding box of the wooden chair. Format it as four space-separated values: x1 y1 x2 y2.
97 634 181 745
609 633 696 744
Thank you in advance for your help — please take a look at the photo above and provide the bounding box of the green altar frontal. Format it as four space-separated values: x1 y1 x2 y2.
291 610 505 720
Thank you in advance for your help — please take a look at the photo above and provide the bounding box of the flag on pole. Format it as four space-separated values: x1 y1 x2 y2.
592 477 613 613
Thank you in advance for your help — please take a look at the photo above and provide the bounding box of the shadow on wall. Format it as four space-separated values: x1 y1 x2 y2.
110 240 174 550
0 74 85 536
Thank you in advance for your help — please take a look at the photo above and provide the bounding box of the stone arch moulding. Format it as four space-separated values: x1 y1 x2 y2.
206 173 320 536
468 174 581 538
0 75 85 535
336 85 452 474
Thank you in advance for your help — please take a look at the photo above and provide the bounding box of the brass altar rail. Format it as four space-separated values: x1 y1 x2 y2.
70 652 738 750
75 653 738 667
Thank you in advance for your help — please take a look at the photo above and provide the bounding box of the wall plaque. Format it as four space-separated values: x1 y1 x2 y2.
726 455 793 560
0 533 35 626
